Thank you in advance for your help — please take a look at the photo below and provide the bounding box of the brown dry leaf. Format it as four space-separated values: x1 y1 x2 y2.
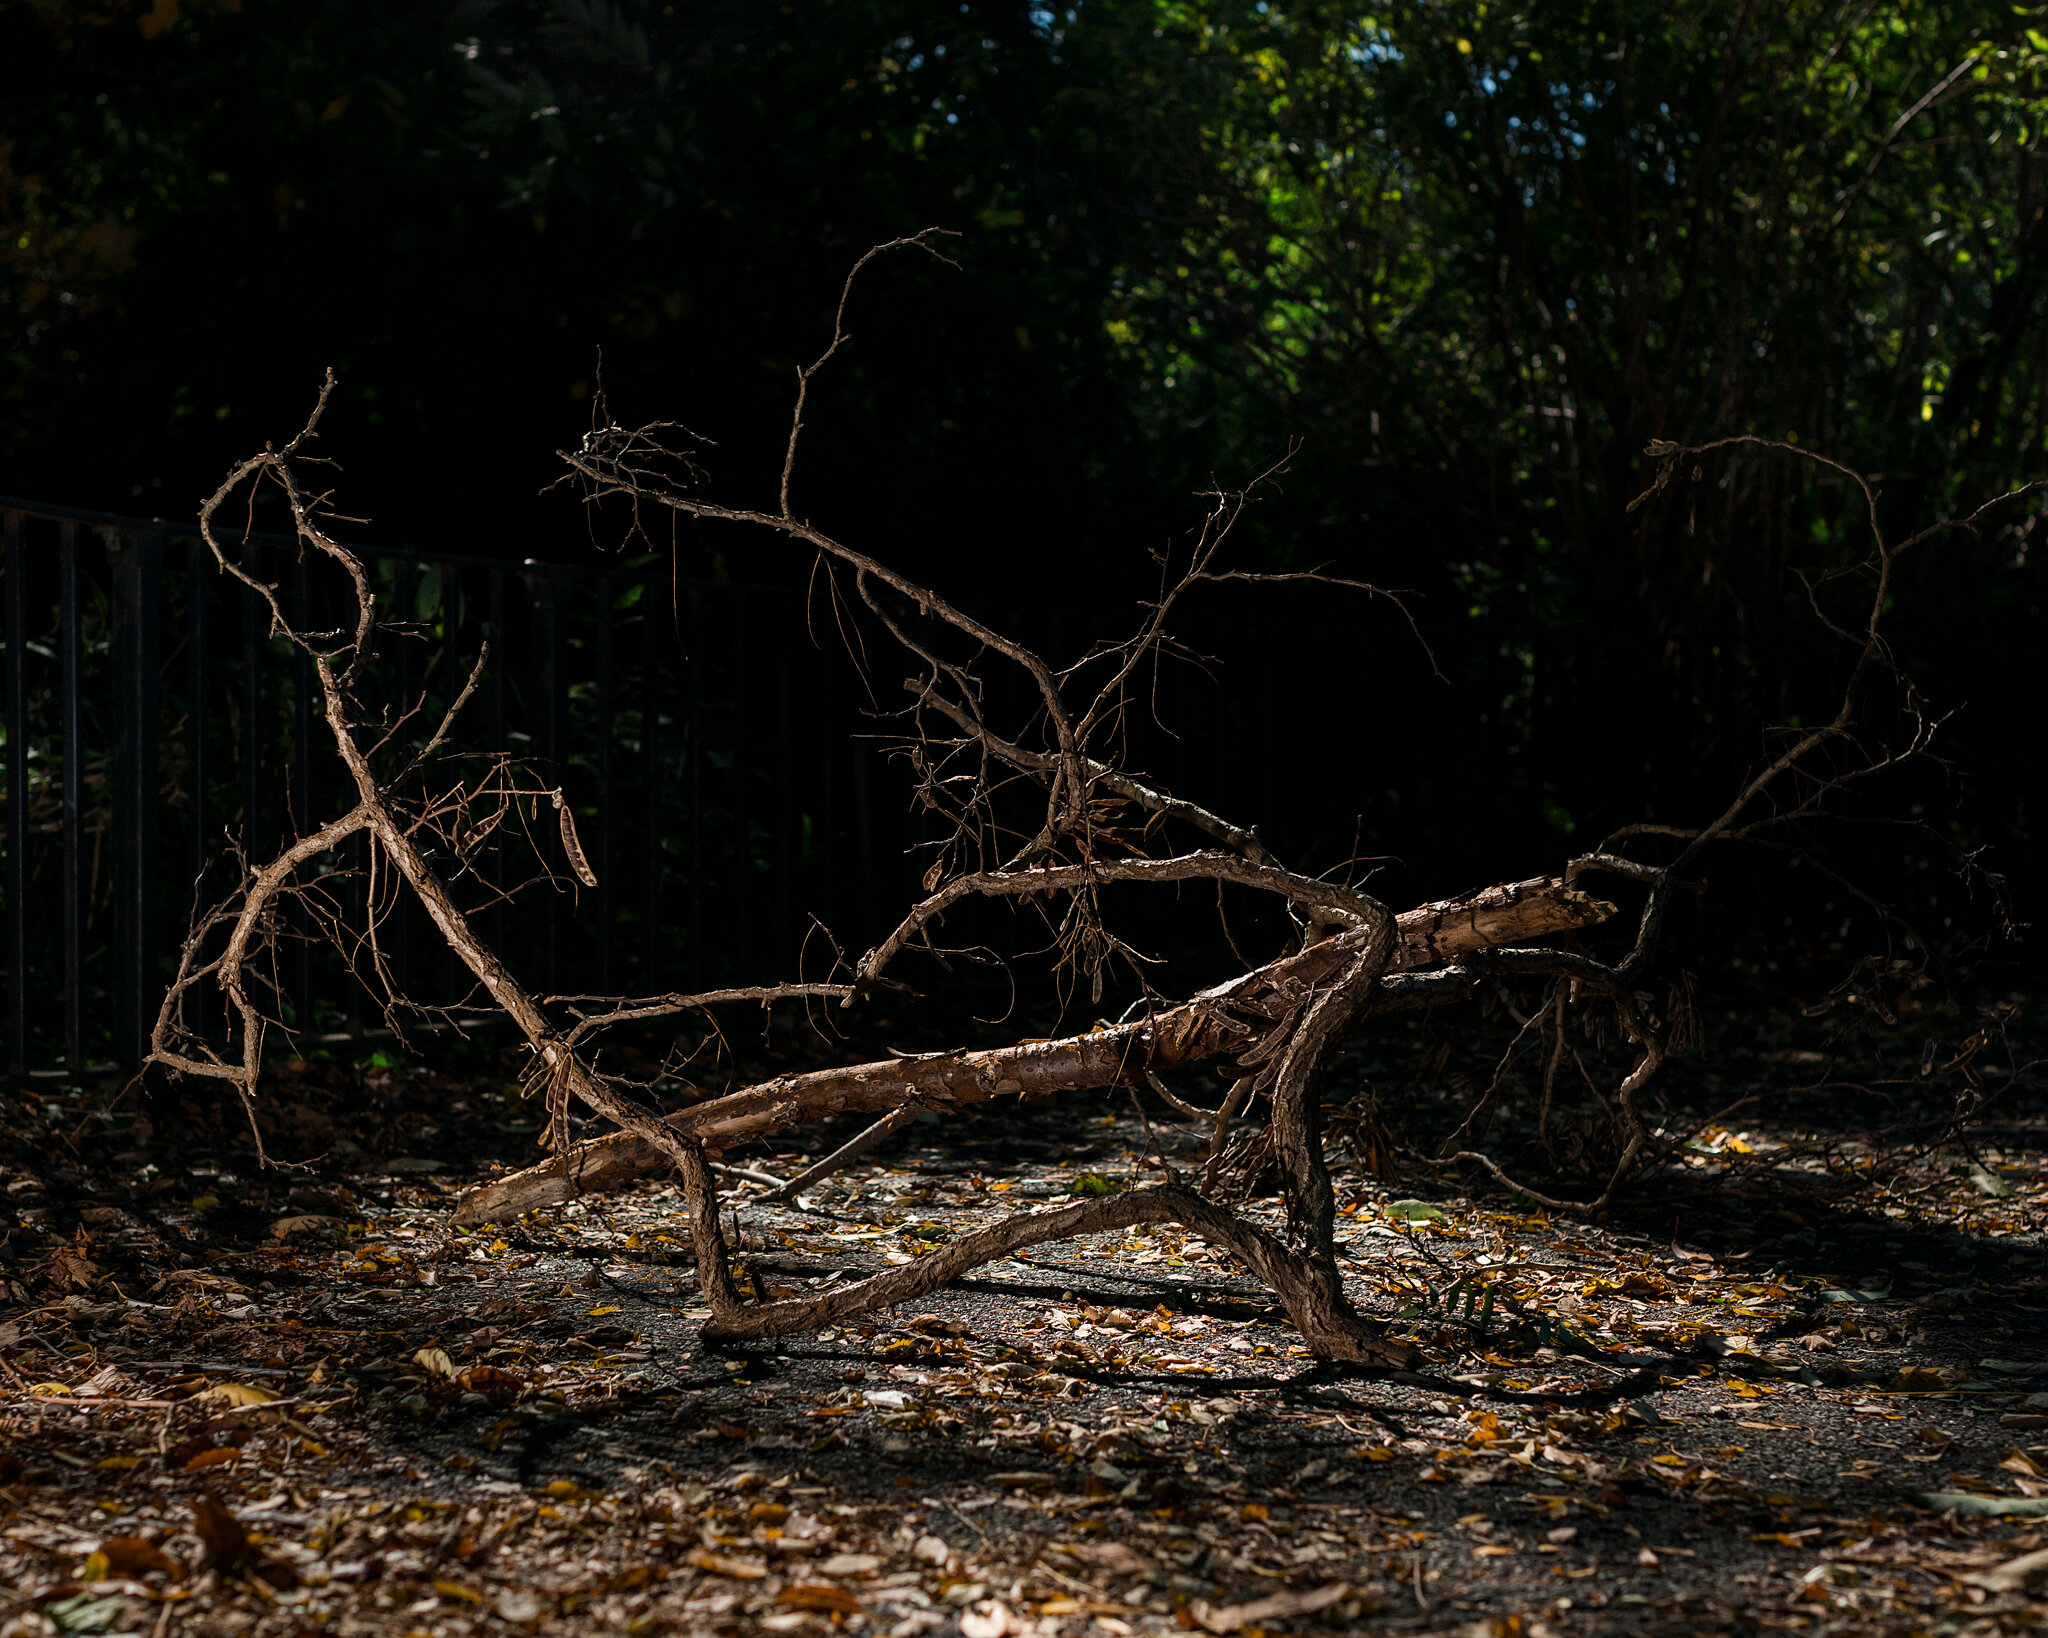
414 1347 457 1379
182 1447 243 1473
459 1366 525 1401
199 1383 279 1408
1069 1541 1154 1577
777 1583 865 1616
1188 1582 1349 1634
192 1493 254 1576
1890 1367 1951 1392
1963 1546 2048 1592
1999 1447 2046 1479
271 1215 343 1238
690 1552 769 1579
82 1537 183 1582
50 1249 100 1290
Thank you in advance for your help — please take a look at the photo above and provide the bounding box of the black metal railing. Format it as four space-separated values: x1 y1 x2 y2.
0 497 957 1081
1 495 1407 1084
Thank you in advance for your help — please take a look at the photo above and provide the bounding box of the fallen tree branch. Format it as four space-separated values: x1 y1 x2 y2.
451 875 1613 1225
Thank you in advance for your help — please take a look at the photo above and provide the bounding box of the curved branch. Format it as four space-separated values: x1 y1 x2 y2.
852 851 1382 997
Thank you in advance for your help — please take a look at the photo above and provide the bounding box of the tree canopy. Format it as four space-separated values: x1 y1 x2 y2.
6 0 2045 902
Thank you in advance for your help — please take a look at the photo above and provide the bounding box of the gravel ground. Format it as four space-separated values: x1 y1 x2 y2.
5 1068 2048 1638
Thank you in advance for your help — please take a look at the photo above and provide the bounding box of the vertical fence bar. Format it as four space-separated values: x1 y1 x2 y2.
60 526 83 1076
432 568 465 1014
292 554 314 1036
4 512 26 1077
595 576 613 994
486 570 507 961
529 569 566 1000
688 587 703 986
819 636 836 944
109 529 163 1070
643 583 663 992
241 547 265 883
776 620 792 976
731 592 748 980
851 722 873 941
186 540 211 1041
391 557 414 1003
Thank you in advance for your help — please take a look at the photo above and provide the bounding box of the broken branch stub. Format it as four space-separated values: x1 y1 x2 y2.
160 248 1985 1368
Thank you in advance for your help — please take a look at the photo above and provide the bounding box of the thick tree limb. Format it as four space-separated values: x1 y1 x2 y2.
689 1179 1413 1366
451 875 1612 1226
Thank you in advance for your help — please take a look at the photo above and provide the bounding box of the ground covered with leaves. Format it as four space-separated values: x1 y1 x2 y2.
4 990 2048 1638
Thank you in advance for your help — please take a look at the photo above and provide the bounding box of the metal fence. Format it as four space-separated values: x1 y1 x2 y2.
0 495 1406 1084
0 496 955 1082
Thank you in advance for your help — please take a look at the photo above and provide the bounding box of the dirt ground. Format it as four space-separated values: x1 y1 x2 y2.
4 997 2048 1638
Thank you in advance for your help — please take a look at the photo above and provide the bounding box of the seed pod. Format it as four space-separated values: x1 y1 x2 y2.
555 792 598 887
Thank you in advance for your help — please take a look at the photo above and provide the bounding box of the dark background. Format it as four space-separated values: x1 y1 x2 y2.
5 0 2045 964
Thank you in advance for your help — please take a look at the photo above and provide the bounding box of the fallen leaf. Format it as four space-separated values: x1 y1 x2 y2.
270 1215 343 1237
182 1447 243 1473
818 1553 884 1576
81 1537 182 1582
414 1348 457 1379
778 1584 864 1615
1889 1367 1952 1393
690 1552 768 1579
192 1492 254 1575
1188 1582 1349 1634
200 1383 279 1408
434 1579 485 1604
960 1599 1017 1638
1963 1546 2048 1593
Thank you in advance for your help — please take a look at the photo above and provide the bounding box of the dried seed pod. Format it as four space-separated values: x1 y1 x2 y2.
554 791 598 887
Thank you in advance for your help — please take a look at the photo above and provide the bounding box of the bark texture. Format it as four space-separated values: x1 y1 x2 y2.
452 875 1612 1226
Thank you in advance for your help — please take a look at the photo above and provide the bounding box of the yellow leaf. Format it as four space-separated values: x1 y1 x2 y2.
29 1382 72 1396
200 1383 278 1407
545 1480 583 1500
96 1456 144 1470
413 1348 457 1379
584 1306 621 1317
80 1552 111 1581
435 1580 485 1604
